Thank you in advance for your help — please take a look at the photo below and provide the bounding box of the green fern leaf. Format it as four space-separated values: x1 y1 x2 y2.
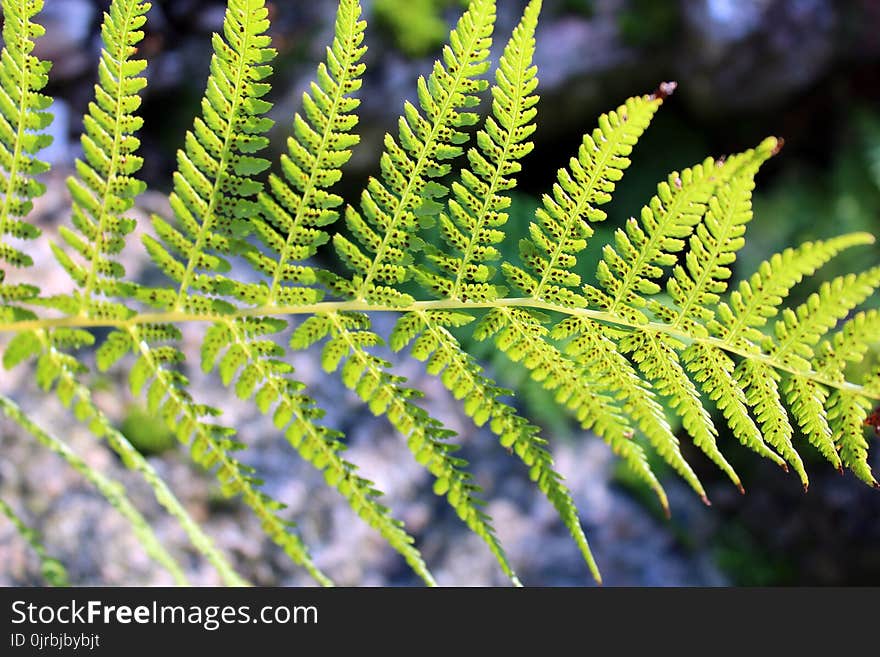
145 0 276 311
827 390 877 486
414 0 541 304
587 155 744 323
715 234 875 349
206 314 435 586
195 0 438 585
555 317 708 503
0 393 187 584
622 329 742 491
0 0 53 301
256 0 366 308
60 0 150 307
769 268 880 370
504 89 667 306
2 0 879 588
306 310 501 585
391 307 601 582
385 0 602 581
475 306 668 512
335 0 497 305
24 329 246 584
0 496 68 586
778 272 880 483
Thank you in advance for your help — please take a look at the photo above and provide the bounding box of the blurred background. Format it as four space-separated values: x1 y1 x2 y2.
1 0 880 586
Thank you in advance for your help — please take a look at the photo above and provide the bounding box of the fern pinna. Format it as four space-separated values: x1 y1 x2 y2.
0 0 878 587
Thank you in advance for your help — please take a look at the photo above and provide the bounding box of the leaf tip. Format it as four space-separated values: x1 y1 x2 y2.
771 137 785 156
652 80 677 101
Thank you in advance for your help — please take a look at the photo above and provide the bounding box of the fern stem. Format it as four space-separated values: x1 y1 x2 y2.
0 392 187 584
5 298 877 400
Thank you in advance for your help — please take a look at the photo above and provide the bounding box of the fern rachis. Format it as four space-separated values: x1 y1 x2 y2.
1 0 879 587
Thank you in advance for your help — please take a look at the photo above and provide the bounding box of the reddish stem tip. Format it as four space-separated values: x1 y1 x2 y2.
653 81 677 100
771 137 785 156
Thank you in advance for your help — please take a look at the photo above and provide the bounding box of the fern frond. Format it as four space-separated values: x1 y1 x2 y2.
87 1 339 585
144 0 276 310
683 341 788 468
0 0 52 293
190 0 438 584
390 307 600 582
107 323 330 585
648 139 798 472
385 0 600 581
256 0 367 308
709 237 880 488
204 314 434 586
658 138 778 333
0 496 68 586
1 0 878 587
8 329 248 585
814 309 880 384
3 0 254 586
714 234 875 350
503 89 666 306
59 0 150 307
622 329 742 490
0 393 187 584
768 268 880 370
554 317 707 503
296 310 502 585
783 374 840 470
736 359 807 486
414 0 541 304
332 0 497 305
475 307 668 512
779 277 880 484
827 390 876 486
585 151 766 325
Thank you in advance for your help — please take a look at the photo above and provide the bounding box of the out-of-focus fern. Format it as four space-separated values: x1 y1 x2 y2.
1 0 878 587
0 497 68 586
373 0 465 57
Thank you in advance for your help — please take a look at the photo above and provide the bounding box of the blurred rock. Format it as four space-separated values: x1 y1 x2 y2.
33 0 95 81
677 0 837 114
40 100 72 168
